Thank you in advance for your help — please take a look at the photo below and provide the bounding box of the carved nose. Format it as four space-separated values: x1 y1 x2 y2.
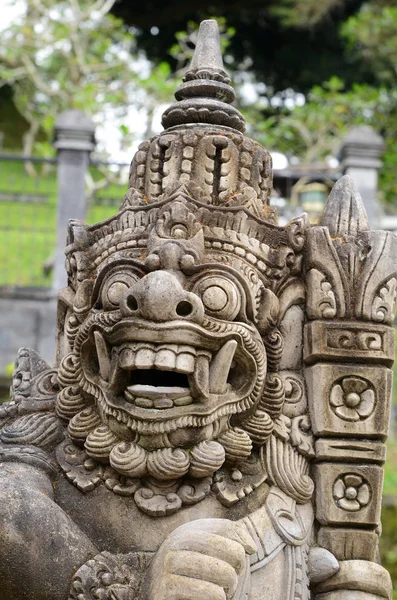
120 271 204 323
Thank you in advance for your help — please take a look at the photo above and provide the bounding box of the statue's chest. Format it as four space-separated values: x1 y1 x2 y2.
54 472 233 553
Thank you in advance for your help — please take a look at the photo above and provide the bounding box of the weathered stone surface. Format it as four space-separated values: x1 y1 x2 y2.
318 527 379 562
314 560 392 598
315 439 387 464
308 547 340 584
306 363 392 439
0 18 395 600
304 321 395 366
315 463 383 527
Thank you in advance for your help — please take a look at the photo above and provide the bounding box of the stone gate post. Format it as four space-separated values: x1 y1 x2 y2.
53 110 96 291
340 126 384 229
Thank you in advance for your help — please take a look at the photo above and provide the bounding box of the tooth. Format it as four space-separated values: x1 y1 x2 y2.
135 397 154 408
159 344 179 353
154 398 174 409
178 345 196 356
93 331 111 380
209 340 237 394
119 347 136 370
124 389 134 402
173 396 193 406
155 349 176 371
176 353 195 374
190 354 209 398
109 349 129 393
135 348 155 369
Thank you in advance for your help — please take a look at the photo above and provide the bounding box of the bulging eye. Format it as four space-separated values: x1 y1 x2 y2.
193 275 242 320
101 273 138 310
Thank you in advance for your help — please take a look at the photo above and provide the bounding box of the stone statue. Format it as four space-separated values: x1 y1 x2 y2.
0 20 395 600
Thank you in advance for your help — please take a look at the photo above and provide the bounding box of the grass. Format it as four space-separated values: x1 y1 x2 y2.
0 158 127 287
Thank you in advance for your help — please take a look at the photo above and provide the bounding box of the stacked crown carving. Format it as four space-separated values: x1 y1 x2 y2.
129 127 273 219
128 19 273 221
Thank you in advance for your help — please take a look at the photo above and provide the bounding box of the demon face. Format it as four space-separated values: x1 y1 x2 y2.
86 254 266 444
55 191 287 493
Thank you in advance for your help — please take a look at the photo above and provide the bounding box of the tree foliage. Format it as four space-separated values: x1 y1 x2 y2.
2 0 397 209
242 1 397 206
0 0 173 155
342 2 397 85
112 0 372 95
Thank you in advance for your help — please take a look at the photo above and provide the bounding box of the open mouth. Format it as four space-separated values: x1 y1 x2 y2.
91 333 244 412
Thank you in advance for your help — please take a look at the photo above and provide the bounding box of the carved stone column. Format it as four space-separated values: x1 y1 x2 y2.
305 174 397 599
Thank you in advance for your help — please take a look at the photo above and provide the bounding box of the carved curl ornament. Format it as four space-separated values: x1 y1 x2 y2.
0 19 395 600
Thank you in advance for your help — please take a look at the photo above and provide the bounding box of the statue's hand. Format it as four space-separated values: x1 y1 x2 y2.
142 518 256 600
313 559 392 600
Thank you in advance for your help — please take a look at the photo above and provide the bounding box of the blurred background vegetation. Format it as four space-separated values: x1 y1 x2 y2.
2 0 397 207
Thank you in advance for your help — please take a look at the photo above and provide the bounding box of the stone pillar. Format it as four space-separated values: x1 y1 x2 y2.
304 175 397 599
340 126 384 229
53 110 95 291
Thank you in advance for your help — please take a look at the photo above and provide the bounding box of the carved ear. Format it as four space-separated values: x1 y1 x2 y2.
257 288 279 333
73 279 95 315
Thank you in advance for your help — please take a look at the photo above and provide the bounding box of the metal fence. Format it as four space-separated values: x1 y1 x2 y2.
0 154 130 288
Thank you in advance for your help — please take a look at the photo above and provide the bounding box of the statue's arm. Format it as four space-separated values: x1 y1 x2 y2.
0 461 98 600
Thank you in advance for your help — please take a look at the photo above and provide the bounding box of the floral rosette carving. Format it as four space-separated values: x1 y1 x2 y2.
333 474 371 512
329 376 375 422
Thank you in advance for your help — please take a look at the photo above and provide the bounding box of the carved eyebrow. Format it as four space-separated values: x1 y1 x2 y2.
188 262 258 294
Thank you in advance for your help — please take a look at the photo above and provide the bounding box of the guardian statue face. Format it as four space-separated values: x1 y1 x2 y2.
54 129 307 512
0 19 395 600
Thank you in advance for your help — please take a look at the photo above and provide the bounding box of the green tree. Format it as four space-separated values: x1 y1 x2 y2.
342 2 397 85
237 1 397 208
0 0 157 155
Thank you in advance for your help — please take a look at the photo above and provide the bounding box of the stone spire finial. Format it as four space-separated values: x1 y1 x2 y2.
162 19 245 132
183 20 231 86
320 174 370 237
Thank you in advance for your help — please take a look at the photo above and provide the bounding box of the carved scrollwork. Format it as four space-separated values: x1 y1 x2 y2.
327 329 383 352
290 416 314 458
306 269 337 319
69 551 152 600
281 372 306 418
0 413 64 449
263 433 314 504
371 278 397 325
286 214 309 252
